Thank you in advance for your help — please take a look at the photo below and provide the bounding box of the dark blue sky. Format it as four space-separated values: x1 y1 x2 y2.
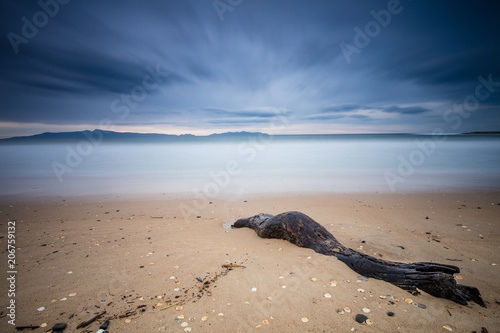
1 0 499 137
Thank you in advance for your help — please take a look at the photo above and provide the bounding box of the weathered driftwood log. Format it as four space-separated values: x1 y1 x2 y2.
232 211 485 307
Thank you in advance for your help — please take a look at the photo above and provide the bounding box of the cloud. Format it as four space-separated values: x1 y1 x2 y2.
0 0 498 135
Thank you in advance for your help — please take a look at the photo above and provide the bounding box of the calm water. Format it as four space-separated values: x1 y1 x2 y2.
1 134 499 198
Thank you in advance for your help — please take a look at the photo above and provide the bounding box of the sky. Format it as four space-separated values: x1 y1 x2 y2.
1 0 499 137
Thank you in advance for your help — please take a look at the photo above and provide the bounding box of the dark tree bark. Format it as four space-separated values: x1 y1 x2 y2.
232 211 485 307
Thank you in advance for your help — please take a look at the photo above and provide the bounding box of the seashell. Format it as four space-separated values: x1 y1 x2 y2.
311 278 318 282
40 323 47 328
51 299 57 303
405 298 413 303
156 303 162 307
301 317 309 323
251 287 257 292
181 322 188 327
176 306 183 311
125 318 131 323
379 295 387 299
331 281 337 286
443 324 453 331
262 319 269 324
255 325 261 328
357 289 365 293
201 316 208 321
184 328 192 332
362 308 370 313
178 315 185 320
344 307 351 313
455 275 463 279
60 298 67 301
267 296 273 300
336 309 345 315
37 307 45 311
170 276 176 279
218 313 223 316
366 319 373 325
324 293 332 298
282 285 287 289
69 292 77 297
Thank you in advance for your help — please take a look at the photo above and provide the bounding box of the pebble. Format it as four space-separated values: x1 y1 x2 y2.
40 323 47 328
100 320 110 329
387 311 395 316
355 314 368 324
37 307 45 311
52 323 67 330
96 330 105 333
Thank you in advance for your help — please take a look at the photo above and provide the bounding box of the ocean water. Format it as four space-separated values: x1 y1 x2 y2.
1 134 499 198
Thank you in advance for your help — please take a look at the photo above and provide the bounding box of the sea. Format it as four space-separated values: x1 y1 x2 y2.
1 134 499 199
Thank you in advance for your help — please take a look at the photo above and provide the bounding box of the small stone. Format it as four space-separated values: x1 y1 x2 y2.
52 323 67 330
417 303 427 309
355 314 368 324
40 323 48 328
37 307 45 311
387 311 395 316
100 320 110 329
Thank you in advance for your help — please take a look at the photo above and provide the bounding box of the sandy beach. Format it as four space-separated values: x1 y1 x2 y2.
1 192 499 332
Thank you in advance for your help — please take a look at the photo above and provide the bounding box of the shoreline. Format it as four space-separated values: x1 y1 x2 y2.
1 191 499 332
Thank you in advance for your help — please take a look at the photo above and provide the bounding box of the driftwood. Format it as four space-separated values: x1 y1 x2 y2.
232 211 485 307
76 310 106 329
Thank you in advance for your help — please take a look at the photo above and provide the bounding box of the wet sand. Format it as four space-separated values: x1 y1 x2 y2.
0 192 499 332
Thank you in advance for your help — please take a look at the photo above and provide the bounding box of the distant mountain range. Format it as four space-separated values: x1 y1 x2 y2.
0 130 269 143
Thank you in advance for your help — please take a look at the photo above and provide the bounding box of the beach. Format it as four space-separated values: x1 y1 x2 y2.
1 191 499 332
